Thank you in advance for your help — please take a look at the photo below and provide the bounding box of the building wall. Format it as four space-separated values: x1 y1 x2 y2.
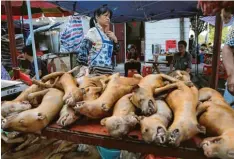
145 18 191 61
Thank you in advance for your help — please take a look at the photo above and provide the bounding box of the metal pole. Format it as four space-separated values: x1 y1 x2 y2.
195 15 199 75
26 0 40 80
210 13 222 89
124 23 127 63
69 1 78 69
5 1 20 79
113 24 117 67
22 1 26 45
205 23 209 44
49 30 54 52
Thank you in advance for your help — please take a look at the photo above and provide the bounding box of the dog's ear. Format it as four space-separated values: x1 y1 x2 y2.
80 88 87 95
100 118 107 126
133 74 143 80
132 85 140 93
137 116 145 121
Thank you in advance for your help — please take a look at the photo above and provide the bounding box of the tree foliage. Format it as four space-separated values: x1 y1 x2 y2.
208 25 229 44
190 17 207 36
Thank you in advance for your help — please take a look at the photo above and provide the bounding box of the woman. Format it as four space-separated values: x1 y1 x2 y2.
76 6 120 75
124 44 141 77
222 8 234 108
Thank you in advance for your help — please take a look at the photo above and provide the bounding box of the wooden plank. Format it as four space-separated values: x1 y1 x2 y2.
42 120 207 159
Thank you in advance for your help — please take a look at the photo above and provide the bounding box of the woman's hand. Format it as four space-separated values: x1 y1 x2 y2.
227 74 234 96
17 54 25 59
25 69 30 75
106 31 118 43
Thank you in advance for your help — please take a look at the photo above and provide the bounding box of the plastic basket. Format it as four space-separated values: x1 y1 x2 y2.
97 146 120 159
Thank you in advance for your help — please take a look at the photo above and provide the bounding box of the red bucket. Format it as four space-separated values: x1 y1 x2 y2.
12 71 32 85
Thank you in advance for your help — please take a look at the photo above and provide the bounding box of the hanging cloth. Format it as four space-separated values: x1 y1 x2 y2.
60 15 84 53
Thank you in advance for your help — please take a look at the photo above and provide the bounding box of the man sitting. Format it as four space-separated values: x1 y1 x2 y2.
124 45 141 77
170 40 192 75
23 45 48 79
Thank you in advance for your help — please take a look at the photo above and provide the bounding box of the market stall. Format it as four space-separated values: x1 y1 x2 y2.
2 70 234 159
42 120 206 159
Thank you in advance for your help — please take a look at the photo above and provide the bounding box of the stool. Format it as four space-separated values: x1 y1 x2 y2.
192 58 197 64
144 154 176 159
203 65 212 75
128 69 138 77
219 72 228 79
219 61 228 79
142 65 152 77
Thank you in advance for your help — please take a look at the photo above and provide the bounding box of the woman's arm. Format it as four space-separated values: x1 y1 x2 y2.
223 26 234 95
222 45 234 95
222 45 234 77
113 42 120 54
76 38 93 66
126 51 134 61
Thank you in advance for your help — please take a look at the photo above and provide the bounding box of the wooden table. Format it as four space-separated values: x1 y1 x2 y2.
42 120 207 159
145 61 168 73
154 54 174 67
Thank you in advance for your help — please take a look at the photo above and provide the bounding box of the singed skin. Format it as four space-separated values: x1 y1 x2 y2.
131 74 178 116
140 100 172 144
101 94 138 138
57 75 108 127
1 84 42 117
198 88 234 159
59 73 83 106
154 81 205 146
74 73 141 119
2 88 64 133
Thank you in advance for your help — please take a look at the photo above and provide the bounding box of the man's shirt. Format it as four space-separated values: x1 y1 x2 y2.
173 52 192 71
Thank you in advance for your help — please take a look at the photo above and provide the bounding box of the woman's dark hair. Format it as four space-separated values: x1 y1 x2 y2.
224 7 234 14
89 6 113 28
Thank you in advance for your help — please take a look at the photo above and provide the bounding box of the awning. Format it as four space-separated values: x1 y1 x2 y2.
200 16 234 27
52 1 199 23
1 1 72 20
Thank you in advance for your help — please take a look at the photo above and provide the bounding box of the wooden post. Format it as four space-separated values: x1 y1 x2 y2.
210 13 222 89
195 15 199 75
5 1 20 79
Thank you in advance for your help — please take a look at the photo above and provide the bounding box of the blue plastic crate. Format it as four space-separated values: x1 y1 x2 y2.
97 146 121 159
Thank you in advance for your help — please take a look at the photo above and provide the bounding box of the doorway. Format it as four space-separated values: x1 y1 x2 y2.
126 21 145 62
